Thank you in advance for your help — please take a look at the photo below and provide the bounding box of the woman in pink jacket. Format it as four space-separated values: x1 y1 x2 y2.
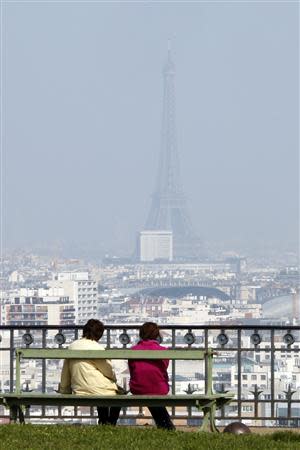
128 322 175 430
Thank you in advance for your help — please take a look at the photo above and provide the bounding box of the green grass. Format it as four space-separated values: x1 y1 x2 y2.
0 425 299 450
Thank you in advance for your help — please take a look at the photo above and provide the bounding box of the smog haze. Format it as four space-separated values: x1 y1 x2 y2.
2 2 299 258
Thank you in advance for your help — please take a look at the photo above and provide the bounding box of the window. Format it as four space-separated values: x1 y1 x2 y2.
242 406 253 412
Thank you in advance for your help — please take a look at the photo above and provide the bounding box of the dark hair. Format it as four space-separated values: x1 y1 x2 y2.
82 319 104 341
139 322 160 341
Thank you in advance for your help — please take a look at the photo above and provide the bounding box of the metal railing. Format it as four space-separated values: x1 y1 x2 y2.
0 324 299 427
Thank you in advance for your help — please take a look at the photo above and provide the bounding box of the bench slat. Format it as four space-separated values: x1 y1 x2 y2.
2 393 234 408
16 349 208 360
3 393 234 400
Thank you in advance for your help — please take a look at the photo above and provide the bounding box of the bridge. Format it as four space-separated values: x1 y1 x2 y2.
138 286 230 301
104 279 292 303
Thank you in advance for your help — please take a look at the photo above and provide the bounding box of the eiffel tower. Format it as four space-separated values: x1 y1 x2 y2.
145 48 201 260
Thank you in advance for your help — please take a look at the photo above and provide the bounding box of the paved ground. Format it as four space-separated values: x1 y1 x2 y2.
175 426 300 434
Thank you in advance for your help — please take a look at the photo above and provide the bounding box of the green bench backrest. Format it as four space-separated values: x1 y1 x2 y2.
16 348 210 360
14 348 214 396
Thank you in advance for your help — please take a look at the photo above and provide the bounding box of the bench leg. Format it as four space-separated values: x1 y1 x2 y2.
208 403 218 433
198 402 219 433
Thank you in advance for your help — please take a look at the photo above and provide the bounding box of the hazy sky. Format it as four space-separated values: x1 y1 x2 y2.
2 1 299 256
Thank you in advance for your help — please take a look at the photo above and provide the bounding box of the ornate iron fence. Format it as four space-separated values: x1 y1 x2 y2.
0 324 299 426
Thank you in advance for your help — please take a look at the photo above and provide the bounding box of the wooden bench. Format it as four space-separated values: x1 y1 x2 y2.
1 348 234 432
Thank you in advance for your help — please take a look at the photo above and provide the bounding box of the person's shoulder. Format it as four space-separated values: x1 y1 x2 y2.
92 340 105 349
68 339 81 349
85 339 105 350
132 340 167 350
68 338 104 350
130 343 140 350
157 344 168 350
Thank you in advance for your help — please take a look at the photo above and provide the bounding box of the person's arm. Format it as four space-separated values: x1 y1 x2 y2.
93 358 117 383
160 346 169 370
58 360 72 394
162 358 169 370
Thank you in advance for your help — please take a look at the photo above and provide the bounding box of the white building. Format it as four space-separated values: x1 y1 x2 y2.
48 272 98 324
54 272 90 282
139 230 173 262
1 293 74 326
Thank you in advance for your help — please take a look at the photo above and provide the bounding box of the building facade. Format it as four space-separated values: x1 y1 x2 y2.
139 230 173 262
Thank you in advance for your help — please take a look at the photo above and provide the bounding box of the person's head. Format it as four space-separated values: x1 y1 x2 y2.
82 319 104 341
139 322 161 341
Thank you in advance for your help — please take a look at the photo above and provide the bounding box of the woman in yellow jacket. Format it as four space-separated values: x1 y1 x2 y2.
59 319 120 425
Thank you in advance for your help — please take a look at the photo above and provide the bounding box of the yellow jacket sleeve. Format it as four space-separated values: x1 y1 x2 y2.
59 360 72 394
93 359 117 383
